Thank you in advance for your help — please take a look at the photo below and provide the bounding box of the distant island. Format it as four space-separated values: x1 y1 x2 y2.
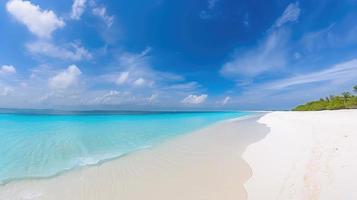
293 85 357 111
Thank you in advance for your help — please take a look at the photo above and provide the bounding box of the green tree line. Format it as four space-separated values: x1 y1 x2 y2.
293 85 357 111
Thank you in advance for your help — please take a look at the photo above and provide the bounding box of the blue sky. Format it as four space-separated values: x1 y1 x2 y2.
1 0 357 110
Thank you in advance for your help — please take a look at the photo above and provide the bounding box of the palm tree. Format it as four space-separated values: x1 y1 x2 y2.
342 92 351 99
342 92 352 107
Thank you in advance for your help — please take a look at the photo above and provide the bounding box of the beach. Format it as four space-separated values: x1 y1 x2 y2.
3 0 356 199
0 115 268 200
1 110 357 200
244 110 357 200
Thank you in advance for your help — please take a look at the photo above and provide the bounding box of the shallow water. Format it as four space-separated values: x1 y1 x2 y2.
0 111 250 183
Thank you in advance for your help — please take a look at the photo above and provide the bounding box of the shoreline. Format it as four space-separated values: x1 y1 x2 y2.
0 113 259 186
0 114 268 200
4 110 355 199
0 144 153 186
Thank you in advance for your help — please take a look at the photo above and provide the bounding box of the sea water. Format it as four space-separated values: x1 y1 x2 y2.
0 110 251 183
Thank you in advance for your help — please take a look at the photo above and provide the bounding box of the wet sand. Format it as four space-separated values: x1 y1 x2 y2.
0 115 268 200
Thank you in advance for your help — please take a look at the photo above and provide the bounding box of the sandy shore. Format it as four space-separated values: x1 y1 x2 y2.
244 110 357 200
3 110 355 200
0 115 268 200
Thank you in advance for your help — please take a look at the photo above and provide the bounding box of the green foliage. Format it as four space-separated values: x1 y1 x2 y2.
293 86 357 111
354 85 357 93
342 92 351 99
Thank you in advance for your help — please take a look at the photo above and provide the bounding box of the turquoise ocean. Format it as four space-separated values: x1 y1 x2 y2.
0 110 251 184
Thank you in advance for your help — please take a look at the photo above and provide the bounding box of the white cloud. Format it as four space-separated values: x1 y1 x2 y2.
275 2 300 27
264 59 357 90
71 0 115 27
221 28 288 77
99 90 120 103
49 65 82 90
6 0 65 38
182 94 208 104
300 25 334 52
147 94 158 102
91 4 113 27
222 96 230 105
221 2 301 78
118 47 151 67
0 47 201 108
0 65 16 74
88 90 122 104
166 82 200 91
231 59 357 110
133 78 146 87
299 23 357 52
0 87 14 96
107 48 180 89
26 41 92 61
115 72 129 85
38 90 81 104
199 0 219 19
71 0 87 20
208 0 219 9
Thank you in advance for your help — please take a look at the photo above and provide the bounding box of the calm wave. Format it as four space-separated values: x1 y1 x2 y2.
0 111 250 183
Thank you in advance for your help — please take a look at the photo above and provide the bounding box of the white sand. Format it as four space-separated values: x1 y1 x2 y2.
0 116 268 200
244 110 357 200
3 110 355 200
